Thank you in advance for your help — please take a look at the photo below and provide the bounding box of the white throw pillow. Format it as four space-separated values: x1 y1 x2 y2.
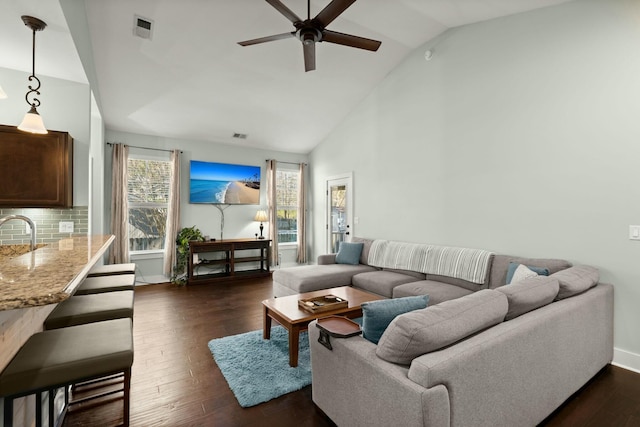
511 264 539 284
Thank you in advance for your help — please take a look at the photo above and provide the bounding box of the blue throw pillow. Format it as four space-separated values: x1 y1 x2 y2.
335 242 364 265
506 262 550 284
361 295 429 344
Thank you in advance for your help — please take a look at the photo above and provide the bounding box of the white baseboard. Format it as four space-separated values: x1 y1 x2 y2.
612 347 640 374
135 275 169 285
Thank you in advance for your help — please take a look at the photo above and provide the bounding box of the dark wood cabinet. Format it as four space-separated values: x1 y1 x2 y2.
0 125 73 208
187 239 271 284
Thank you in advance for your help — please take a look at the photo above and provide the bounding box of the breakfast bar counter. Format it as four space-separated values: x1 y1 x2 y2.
0 234 115 311
0 234 115 373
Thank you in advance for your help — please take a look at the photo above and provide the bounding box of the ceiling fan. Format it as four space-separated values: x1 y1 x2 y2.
238 0 381 72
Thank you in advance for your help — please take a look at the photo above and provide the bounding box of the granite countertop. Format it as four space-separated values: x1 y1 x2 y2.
0 243 47 258
0 235 115 311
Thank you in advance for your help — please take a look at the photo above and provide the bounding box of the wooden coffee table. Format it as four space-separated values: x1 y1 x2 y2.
262 286 385 367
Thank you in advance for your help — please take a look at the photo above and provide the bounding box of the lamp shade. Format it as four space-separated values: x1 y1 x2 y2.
254 210 268 222
18 106 47 134
0 85 7 99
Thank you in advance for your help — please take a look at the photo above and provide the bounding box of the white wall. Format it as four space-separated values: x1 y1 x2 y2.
309 0 640 371
89 93 105 235
105 129 308 280
0 66 91 206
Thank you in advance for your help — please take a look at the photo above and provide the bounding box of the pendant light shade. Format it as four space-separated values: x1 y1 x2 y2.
18 16 47 135
18 105 47 134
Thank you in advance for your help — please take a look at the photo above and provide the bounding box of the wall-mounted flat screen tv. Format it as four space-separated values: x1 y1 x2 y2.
189 160 261 205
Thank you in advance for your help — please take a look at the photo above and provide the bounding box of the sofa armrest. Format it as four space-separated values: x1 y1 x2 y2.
317 254 337 265
309 321 450 427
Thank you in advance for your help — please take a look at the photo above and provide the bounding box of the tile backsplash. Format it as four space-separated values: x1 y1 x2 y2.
0 207 89 245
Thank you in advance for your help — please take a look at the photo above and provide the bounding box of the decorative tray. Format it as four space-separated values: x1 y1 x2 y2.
298 294 348 313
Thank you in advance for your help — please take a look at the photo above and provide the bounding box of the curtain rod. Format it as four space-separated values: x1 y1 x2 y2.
266 159 308 166
106 142 183 154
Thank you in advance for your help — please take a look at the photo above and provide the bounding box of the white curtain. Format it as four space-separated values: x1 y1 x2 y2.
296 163 307 264
266 159 279 266
163 149 181 276
109 144 129 264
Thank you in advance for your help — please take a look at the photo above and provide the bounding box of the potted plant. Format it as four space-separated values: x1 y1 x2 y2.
171 226 204 285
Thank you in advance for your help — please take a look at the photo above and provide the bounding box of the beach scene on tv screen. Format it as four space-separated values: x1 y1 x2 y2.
190 160 260 204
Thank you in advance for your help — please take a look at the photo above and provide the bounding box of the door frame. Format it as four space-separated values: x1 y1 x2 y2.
326 172 353 253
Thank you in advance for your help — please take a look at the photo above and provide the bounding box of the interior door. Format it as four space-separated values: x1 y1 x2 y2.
326 174 353 253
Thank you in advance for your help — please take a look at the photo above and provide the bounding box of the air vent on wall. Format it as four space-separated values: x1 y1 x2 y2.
233 133 248 139
133 15 154 40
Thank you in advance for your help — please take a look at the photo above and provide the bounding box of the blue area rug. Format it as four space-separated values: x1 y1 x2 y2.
207 327 311 408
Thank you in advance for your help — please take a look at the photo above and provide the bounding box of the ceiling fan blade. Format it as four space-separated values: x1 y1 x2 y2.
303 41 316 72
322 30 381 51
266 0 303 25
238 32 295 46
314 0 356 28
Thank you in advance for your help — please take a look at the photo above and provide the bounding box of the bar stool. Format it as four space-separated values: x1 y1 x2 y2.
88 263 136 277
0 318 133 427
44 291 134 330
75 274 135 295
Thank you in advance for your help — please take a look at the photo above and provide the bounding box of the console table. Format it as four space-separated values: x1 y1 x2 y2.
187 239 271 285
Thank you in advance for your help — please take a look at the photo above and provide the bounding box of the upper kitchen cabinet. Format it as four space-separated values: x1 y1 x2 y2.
0 125 73 208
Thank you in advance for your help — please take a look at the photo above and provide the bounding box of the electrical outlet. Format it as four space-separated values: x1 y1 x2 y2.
630 225 640 240
59 221 74 233
25 223 31 234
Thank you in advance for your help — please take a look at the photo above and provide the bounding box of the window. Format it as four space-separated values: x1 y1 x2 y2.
127 157 171 252
276 168 299 244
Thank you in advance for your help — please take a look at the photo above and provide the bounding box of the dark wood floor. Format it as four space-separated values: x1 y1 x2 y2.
63 278 640 427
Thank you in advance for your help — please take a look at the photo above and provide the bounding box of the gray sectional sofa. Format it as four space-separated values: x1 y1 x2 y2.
272 237 614 426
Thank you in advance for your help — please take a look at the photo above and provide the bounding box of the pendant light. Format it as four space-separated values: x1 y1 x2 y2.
17 15 47 134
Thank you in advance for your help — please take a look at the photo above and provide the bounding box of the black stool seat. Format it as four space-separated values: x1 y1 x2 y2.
44 291 134 330
75 274 135 295
0 318 133 426
88 263 136 277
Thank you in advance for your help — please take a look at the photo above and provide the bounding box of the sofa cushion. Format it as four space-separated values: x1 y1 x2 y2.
506 262 550 284
272 264 377 294
383 268 426 280
551 265 599 300
496 277 560 320
488 255 571 289
376 289 508 365
361 295 429 344
424 274 485 292
353 271 422 298
336 242 364 265
392 280 473 305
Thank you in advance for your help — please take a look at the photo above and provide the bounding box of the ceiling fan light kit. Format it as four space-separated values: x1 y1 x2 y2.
238 0 381 72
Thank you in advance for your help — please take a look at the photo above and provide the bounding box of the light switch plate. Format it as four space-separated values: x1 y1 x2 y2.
629 225 640 240
59 221 74 233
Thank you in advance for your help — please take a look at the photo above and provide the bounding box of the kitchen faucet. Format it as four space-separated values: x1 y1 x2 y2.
0 215 37 251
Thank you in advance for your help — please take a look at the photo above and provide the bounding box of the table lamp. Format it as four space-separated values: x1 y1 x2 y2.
254 210 268 239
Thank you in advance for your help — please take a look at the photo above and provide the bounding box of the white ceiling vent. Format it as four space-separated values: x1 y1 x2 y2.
133 15 154 40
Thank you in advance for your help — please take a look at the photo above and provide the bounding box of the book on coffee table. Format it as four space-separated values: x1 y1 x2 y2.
298 294 348 313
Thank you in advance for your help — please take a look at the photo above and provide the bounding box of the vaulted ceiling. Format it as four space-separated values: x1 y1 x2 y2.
1 0 574 153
